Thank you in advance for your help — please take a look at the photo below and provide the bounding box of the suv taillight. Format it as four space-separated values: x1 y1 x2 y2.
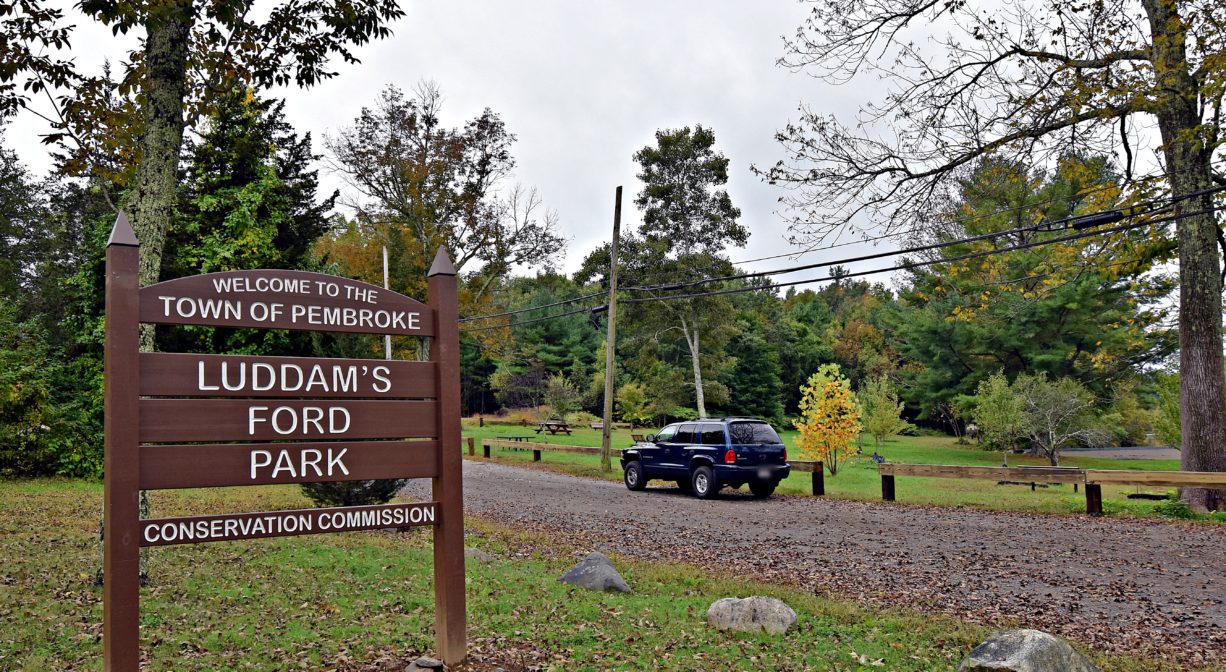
783 448 787 462
723 449 737 464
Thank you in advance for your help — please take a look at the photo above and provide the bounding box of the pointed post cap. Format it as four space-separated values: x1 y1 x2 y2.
428 247 456 277
107 212 139 247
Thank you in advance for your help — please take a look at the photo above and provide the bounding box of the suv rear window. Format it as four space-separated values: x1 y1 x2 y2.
728 422 781 445
699 424 726 445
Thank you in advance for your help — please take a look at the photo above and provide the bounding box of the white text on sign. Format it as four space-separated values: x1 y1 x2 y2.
247 406 351 435
155 295 420 331
250 448 349 480
197 360 392 394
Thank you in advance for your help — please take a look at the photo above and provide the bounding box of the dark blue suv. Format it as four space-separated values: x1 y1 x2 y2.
620 418 790 498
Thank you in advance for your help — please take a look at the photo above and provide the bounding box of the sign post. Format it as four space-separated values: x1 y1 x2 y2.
428 248 466 662
102 213 466 669
103 213 141 672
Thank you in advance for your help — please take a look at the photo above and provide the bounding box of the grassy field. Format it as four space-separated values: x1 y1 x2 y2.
0 480 1188 671
462 422 1225 521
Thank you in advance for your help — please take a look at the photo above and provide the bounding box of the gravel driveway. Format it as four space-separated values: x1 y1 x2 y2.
404 460 1225 665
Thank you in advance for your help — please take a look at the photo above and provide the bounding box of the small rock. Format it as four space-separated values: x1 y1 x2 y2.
706 596 797 634
559 551 631 593
404 655 444 671
959 629 1099 672
465 547 497 563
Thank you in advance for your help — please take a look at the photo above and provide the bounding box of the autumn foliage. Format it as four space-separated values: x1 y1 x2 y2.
795 364 861 476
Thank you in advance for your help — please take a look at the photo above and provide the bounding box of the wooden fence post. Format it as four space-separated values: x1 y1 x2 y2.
881 474 896 501
533 449 542 462
812 463 825 496
1085 483 1103 516
483 440 491 459
467 437 475 456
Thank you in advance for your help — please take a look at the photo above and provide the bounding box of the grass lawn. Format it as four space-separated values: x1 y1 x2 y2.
0 480 1185 671
462 422 1224 521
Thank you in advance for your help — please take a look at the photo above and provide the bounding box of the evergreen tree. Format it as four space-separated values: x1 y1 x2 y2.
721 315 785 423
893 156 1174 417
159 88 336 356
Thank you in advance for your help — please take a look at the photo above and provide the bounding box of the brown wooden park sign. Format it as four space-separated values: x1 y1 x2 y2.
102 214 466 670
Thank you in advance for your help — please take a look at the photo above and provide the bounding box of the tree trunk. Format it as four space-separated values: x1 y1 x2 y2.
679 316 706 418
130 0 194 305
98 0 195 582
1142 0 1226 511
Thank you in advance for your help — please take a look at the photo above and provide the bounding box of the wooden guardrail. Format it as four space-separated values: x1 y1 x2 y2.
878 462 1226 516
479 438 601 462
1082 469 1226 515
789 460 826 496
878 463 1084 496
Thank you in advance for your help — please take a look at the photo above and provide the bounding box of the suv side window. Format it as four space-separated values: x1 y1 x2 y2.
655 425 678 442
700 424 727 446
674 424 698 444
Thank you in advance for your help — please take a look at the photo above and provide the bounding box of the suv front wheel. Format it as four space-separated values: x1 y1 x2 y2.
691 465 719 499
623 461 647 491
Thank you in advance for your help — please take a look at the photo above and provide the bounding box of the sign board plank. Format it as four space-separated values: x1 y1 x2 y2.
139 270 434 336
140 440 438 489
140 353 436 399
139 399 437 443
140 502 439 547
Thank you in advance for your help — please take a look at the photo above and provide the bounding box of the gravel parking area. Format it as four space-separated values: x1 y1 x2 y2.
405 460 1225 666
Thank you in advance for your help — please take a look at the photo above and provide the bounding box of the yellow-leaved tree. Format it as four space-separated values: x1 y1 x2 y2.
795 364 861 476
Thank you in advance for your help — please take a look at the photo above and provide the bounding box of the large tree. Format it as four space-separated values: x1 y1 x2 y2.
321 83 566 304
892 156 1176 412
2 0 404 324
765 0 1226 509
159 88 336 356
625 125 747 418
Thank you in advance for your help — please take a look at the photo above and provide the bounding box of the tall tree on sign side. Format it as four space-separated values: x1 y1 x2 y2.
1 0 405 349
763 0 1226 510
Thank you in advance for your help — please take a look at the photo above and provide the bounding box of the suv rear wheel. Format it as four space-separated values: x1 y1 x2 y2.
692 465 719 499
623 461 647 491
749 480 776 498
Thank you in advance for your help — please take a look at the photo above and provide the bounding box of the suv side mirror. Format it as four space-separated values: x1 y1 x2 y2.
645 434 656 443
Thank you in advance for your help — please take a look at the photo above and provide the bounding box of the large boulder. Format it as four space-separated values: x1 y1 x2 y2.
706 596 797 635
559 551 631 593
404 656 443 672
959 629 1099 672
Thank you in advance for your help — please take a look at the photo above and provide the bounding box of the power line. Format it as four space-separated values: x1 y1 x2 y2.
728 163 1222 266
629 186 1225 293
461 201 1217 333
458 304 595 333
619 206 1216 306
458 290 606 323
458 181 1220 323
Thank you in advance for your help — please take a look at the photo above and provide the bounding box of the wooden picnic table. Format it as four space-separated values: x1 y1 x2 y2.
535 421 572 435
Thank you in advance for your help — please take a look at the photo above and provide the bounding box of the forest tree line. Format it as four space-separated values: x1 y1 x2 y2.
0 82 1189 477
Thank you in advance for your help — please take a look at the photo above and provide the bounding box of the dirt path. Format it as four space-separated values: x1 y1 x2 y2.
404 460 1225 665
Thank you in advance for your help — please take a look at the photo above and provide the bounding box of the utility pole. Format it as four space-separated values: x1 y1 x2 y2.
600 186 622 472
383 246 392 360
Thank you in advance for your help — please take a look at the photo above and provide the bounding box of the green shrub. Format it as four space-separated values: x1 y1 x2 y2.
300 480 408 507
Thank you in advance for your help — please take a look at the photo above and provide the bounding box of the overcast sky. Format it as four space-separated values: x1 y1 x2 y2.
9 1 899 285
